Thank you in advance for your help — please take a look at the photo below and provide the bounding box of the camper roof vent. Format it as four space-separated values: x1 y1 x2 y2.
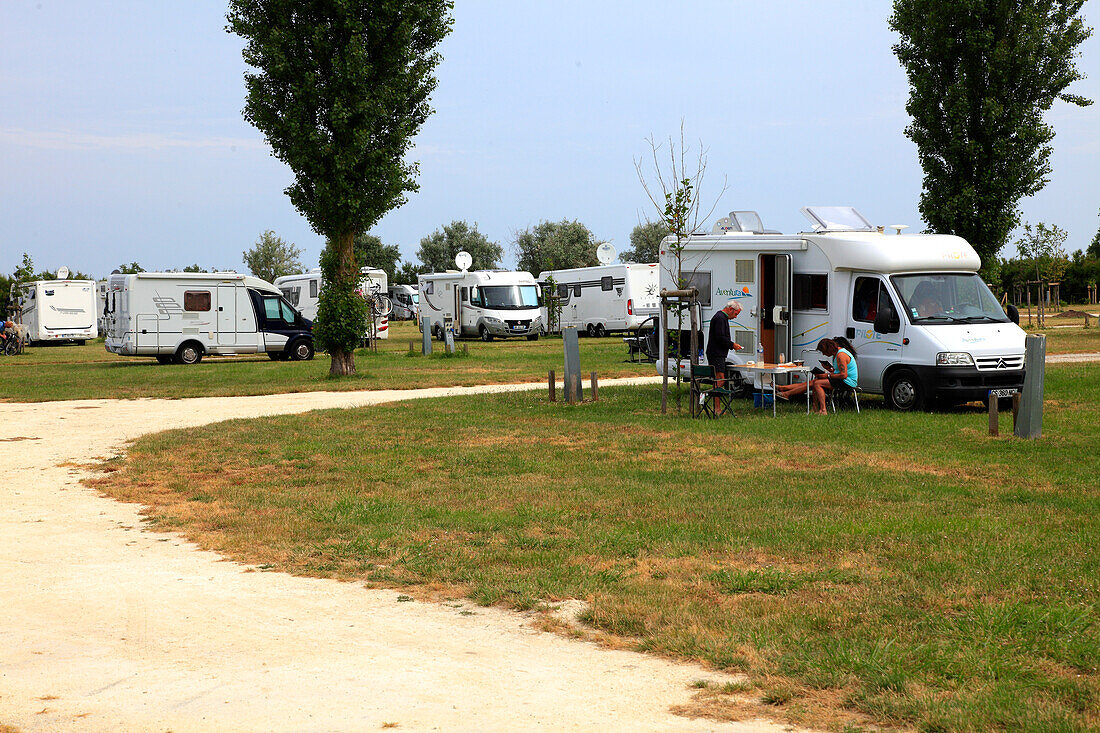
712 216 736 233
730 211 765 234
800 206 874 233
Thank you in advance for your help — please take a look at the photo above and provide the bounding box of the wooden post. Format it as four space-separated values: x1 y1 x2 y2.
1085 314 1091 329
1014 334 1046 439
408 340 416 355
463 343 468 355
1012 392 1021 431
548 370 556 402
988 392 998 437
590 371 598 401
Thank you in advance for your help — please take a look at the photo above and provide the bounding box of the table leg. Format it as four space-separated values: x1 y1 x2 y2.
771 373 777 418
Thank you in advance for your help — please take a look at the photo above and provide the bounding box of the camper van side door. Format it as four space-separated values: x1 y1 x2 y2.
849 276 903 391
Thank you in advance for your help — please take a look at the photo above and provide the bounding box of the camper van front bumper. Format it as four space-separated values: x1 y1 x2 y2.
479 316 541 337
913 365 1025 402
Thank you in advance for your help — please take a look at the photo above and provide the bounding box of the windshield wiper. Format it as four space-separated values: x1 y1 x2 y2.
920 315 966 323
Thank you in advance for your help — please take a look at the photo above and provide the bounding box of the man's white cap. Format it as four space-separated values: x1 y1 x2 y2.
726 298 742 311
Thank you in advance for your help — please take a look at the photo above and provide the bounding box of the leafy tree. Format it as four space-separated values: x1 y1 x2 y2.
1088 209 1100 259
393 260 428 286
13 253 35 283
1015 221 1070 324
117 262 145 274
182 264 209 273
227 1 453 376
890 0 1092 273
417 220 502 272
352 233 402 281
622 221 669 264
513 219 605 275
242 230 303 284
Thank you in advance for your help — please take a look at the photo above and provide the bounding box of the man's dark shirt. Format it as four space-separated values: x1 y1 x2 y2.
706 309 737 370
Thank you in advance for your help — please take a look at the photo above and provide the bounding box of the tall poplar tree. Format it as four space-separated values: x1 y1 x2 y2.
227 0 453 375
890 0 1091 271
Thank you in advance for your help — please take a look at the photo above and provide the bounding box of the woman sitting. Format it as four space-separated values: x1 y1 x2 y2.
776 337 858 414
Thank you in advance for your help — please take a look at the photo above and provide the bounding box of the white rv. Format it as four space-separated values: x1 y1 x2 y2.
659 207 1027 410
9 279 98 345
418 270 542 341
388 284 419 320
538 263 660 336
96 280 108 336
274 267 390 340
104 272 314 364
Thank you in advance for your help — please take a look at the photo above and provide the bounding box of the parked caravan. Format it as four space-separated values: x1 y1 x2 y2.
659 207 1026 410
538 263 660 336
388 284 419 320
96 280 107 336
9 279 97 345
104 272 314 364
274 267 390 339
418 270 542 341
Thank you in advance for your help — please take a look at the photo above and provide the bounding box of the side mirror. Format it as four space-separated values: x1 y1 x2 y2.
1007 303 1020 325
874 306 900 335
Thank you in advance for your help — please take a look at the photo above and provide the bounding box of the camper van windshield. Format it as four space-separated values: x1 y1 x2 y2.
478 285 539 309
891 273 1008 324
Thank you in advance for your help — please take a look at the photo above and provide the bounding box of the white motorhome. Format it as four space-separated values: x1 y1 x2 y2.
9 279 97 345
538 263 660 336
274 267 390 340
659 207 1026 410
388 284 419 320
96 280 108 336
104 272 314 364
418 270 542 341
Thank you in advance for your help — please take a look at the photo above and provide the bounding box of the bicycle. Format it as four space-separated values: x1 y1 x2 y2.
1 322 24 356
361 281 393 317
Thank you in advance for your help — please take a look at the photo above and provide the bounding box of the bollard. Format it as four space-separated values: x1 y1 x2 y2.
590 371 599 401
1086 314 1091 329
548 370 556 402
1012 392 1021 431
463 343 468 356
1014 334 1046 439
988 392 998 437
443 327 455 354
563 327 582 404
421 317 432 356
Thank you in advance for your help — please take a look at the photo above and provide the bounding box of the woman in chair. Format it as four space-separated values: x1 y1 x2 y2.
776 337 858 414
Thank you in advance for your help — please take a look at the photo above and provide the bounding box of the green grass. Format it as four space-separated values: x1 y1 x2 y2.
94 363 1100 732
0 321 650 401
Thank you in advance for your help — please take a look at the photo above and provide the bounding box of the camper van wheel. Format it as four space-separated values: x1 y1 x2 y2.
885 369 924 411
289 339 314 361
175 342 203 365
75 340 86 346
586 324 597 337
526 333 539 342
156 355 174 365
594 324 607 338
479 325 494 342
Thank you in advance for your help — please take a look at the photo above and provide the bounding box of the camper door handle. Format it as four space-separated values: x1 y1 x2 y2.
218 307 224 311
141 329 147 334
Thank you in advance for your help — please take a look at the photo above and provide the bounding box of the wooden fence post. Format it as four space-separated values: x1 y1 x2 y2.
548 370 556 402
590 371 598 401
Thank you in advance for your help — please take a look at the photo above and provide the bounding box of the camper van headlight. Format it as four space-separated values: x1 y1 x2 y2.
484 316 503 324
936 352 974 366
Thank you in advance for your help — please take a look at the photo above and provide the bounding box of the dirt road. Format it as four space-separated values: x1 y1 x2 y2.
1 378 795 732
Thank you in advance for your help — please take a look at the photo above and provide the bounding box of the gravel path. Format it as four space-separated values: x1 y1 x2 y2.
1 378 798 733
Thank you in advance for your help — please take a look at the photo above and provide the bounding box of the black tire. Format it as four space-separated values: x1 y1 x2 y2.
268 351 287 361
156 355 174 365
289 339 314 361
526 333 539 342
175 342 203 365
75 340 86 346
594 324 607 338
586 323 597 337
479 325 493 342
885 369 924 411
432 324 442 341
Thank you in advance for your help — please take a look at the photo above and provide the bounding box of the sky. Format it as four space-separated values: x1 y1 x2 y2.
2 0 1098 278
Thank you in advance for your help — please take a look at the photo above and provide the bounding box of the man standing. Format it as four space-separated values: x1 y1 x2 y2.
704 299 743 411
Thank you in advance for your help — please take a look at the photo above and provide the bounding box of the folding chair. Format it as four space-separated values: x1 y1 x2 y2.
829 383 862 414
690 364 735 418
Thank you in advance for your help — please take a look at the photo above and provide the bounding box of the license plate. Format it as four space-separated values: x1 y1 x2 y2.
989 388 1018 398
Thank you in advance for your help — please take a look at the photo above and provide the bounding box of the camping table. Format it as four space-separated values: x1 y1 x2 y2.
735 363 814 417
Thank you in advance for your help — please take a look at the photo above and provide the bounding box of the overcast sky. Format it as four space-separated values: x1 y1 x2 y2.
2 0 1098 278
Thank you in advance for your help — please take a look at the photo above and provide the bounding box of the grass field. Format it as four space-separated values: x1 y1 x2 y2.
0 321 651 402
93 362 1100 732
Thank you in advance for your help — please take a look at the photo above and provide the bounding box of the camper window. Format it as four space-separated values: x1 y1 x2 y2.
852 277 880 323
461 287 469 302
573 284 581 298
309 280 318 298
262 296 297 324
601 276 613 291
682 271 712 306
793 274 828 311
735 260 754 284
184 291 212 312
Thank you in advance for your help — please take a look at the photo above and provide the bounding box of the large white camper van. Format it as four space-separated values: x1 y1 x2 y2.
388 284 419 320
538 263 660 336
104 272 314 364
418 270 542 341
274 267 390 340
9 279 97 345
660 207 1026 410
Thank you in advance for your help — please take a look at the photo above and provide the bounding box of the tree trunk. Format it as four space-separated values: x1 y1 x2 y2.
328 230 358 377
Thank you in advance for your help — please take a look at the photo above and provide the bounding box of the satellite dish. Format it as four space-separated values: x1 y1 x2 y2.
889 224 909 235
595 243 617 265
56 266 70 280
455 251 473 271
712 216 736 234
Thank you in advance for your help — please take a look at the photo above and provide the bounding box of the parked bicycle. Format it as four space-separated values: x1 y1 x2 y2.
1 321 25 356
